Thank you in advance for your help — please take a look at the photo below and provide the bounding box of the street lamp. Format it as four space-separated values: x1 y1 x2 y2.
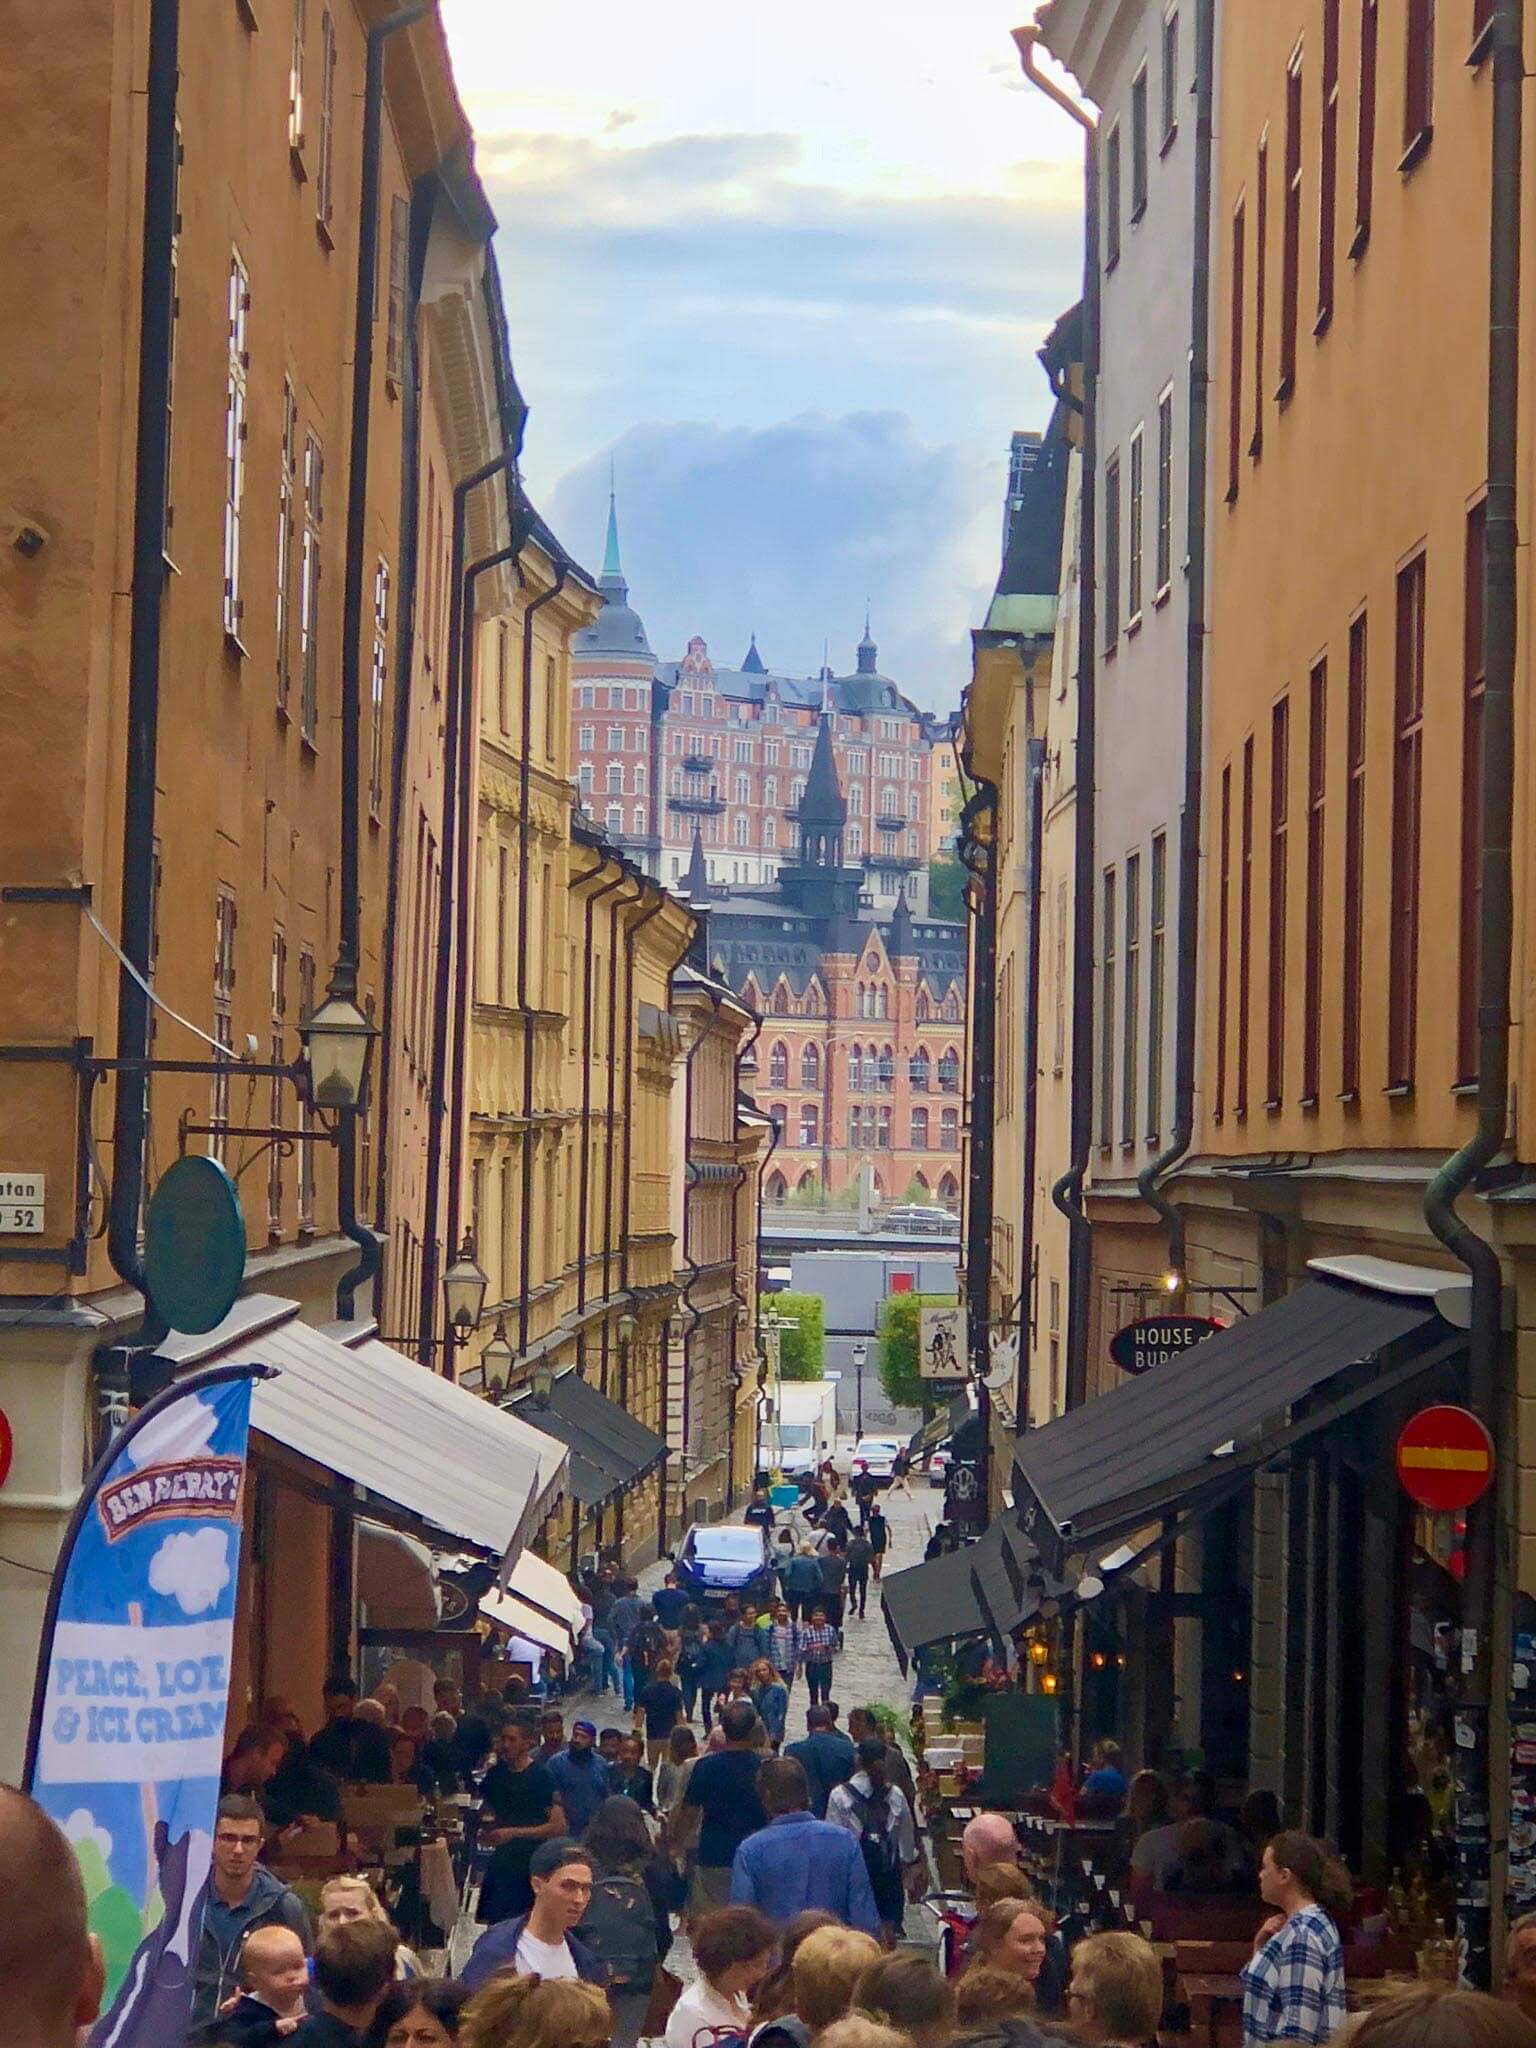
481 1316 514 1398
853 1339 868 1439
529 1357 555 1406
442 1235 488 1338
617 1312 638 1345
299 964 378 1112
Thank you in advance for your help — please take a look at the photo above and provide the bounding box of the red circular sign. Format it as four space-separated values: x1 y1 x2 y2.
0 1407 12 1490
1395 1404 1494 1512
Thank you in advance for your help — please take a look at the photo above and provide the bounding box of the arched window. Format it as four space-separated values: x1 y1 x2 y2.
915 991 929 1022
800 1043 820 1089
771 984 790 1015
938 1169 959 1203
879 984 889 1018
805 983 823 1016
913 1170 930 1191
944 989 960 1021
848 1043 863 1090
911 1106 929 1148
878 1047 895 1090
798 1102 819 1148
940 1108 959 1148
877 1105 892 1149
769 1103 787 1134
768 1041 788 1088
766 1170 787 1202
797 1170 817 1194
910 1048 930 1092
937 1048 960 1092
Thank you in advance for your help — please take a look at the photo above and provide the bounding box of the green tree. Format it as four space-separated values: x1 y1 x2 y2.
928 855 965 920
762 1291 824 1380
877 1291 957 1412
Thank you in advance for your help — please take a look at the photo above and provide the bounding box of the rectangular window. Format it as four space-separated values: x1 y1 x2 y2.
288 0 305 151
299 434 323 743
1354 0 1378 253
1127 426 1144 624
1303 660 1327 1105
1161 8 1180 148
298 948 317 1229
211 891 237 1163
1403 0 1435 161
1266 696 1289 1106
1459 501 1487 1081
1216 766 1231 1118
315 9 337 231
222 252 250 640
1389 555 1426 1087
385 193 410 383
1318 0 1340 328
369 558 388 819
1278 52 1302 398
1343 614 1367 1095
1155 387 1174 595
1105 122 1122 269
1099 867 1117 1148
1252 139 1268 457
1104 454 1122 650
1227 200 1246 500
1130 66 1149 219
1237 737 1254 1115
1123 851 1141 1144
1147 832 1166 1141
276 379 297 710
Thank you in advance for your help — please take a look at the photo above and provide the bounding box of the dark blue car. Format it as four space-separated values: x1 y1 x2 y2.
673 1523 778 1610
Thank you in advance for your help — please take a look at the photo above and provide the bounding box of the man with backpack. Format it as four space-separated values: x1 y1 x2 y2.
825 1736 926 1940
729 1757 881 1933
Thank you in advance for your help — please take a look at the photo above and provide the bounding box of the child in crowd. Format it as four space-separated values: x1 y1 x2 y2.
218 1926 310 2046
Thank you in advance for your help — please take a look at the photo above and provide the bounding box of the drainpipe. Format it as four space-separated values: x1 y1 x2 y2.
958 781 999 1502
723 1009 764 1507
508 562 572 1357
619 886 667 1359
1016 736 1046 1426
107 0 180 1304
678 985 726 1504
752 1108 781 1483
1016 23 1099 1412
418 448 518 1365
601 875 646 1388
372 181 434 1232
1423 0 1521 1984
576 856 628 1317
333 2 436 1320
1135 0 1214 1296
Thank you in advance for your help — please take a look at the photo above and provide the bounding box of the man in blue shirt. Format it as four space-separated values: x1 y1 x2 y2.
731 1755 880 1933
786 1702 856 1818
545 1719 612 1834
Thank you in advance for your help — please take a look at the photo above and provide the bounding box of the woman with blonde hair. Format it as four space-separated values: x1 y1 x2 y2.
458 1975 611 2048
791 1926 883 2036
317 1875 423 1979
814 2022 908 2048
967 1898 1063 2016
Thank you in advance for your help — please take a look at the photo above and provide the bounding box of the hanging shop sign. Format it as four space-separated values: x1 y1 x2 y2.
1109 1315 1223 1376
1395 1404 1495 1513
919 1303 964 1380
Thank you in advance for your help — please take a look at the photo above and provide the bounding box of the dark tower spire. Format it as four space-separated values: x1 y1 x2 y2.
741 633 766 674
796 714 847 870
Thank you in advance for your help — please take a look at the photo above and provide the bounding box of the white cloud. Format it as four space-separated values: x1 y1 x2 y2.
62 1808 113 1862
148 1529 231 1617
123 1395 218 1472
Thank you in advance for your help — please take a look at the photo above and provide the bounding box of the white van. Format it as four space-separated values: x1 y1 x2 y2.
771 1380 837 1476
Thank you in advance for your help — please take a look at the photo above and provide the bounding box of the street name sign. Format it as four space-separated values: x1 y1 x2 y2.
0 1171 45 1233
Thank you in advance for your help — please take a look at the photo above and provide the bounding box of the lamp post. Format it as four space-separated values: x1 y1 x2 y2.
299 964 379 1112
480 1316 514 1399
442 1235 488 1359
853 1338 868 1439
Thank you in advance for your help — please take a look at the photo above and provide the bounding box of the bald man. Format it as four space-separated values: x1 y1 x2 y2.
0 1784 104 2048
961 1810 1022 1885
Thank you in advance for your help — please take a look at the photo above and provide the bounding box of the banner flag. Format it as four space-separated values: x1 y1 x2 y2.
24 1363 269 2048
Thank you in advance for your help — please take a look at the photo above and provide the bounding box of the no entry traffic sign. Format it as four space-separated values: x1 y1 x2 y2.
1395 1404 1494 1512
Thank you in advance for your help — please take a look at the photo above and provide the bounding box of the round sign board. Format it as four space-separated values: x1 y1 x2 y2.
0 1406 12 1489
1109 1315 1223 1376
144 1155 247 1335
1395 1404 1494 1513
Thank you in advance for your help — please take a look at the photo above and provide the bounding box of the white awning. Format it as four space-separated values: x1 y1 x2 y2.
505 1549 584 1633
163 1295 568 1562
480 1586 574 1657
357 1523 439 1631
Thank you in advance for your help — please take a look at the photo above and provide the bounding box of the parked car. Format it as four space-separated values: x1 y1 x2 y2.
672 1522 778 1609
883 1204 959 1235
927 1444 952 1488
850 1437 901 1483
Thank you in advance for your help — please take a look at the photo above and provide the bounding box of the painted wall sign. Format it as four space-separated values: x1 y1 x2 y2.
1108 1315 1223 1376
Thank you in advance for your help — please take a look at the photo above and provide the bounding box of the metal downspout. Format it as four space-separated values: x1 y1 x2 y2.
576 858 627 1318
1016 27 1100 1413
722 1009 764 1508
1135 0 1214 1289
107 0 180 1305
678 986 725 1508
619 888 667 1380
1423 0 1521 1983
600 875 646 1390
1015 736 1046 1426
958 782 999 1494
333 2 435 1319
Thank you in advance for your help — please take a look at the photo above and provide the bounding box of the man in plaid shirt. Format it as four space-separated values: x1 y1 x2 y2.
765 1601 800 1688
796 1606 839 1707
1239 1835 1347 2046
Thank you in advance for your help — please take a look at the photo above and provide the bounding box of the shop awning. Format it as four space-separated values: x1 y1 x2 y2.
163 1295 569 1562
909 1391 979 1459
508 1368 666 1506
504 1549 584 1634
1012 1265 1468 1574
357 1523 440 1632
480 1585 576 1658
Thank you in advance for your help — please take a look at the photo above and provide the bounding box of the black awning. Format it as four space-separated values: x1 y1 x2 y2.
510 1369 667 1506
881 1520 1016 1671
1012 1275 1466 1573
968 1517 1071 1638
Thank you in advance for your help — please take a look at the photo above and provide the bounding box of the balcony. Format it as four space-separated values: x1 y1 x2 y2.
682 751 712 774
863 849 922 872
875 813 904 832
668 782 725 815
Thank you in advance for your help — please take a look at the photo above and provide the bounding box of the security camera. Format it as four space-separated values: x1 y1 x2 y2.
4 510 50 558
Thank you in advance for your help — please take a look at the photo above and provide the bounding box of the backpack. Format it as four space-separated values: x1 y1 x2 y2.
851 1782 902 1892
579 1871 659 1992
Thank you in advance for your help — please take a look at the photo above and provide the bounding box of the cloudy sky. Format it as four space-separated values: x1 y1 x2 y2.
441 1 1085 712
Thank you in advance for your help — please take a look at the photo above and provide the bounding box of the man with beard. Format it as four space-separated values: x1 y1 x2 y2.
546 1718 612 1834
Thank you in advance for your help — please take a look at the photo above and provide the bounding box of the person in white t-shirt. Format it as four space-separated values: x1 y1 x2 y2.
665 1905 778 2048
460 1840 605 1992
